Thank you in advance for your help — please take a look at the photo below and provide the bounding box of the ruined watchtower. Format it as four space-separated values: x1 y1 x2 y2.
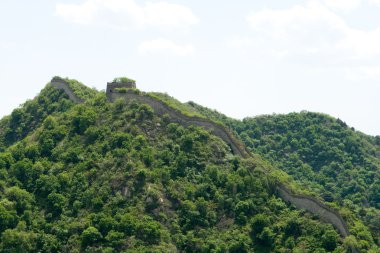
106 77 137 102
106 78 136 93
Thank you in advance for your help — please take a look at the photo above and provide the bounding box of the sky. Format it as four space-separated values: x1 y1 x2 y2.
1 0 380 136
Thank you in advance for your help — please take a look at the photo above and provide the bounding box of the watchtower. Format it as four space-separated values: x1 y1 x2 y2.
106 77 136 95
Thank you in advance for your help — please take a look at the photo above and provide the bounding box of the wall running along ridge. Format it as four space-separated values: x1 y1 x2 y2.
50 78 84 104
51 79 353 241
108 91 251 158
277 183 350 237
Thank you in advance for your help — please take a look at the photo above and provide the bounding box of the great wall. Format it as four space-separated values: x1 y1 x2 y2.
277 183 350 237
51 77 84 104
108 91 251 158
50 77 355 246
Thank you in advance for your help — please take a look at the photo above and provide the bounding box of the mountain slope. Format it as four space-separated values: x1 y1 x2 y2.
0 78 96 151
0 79 378 252
232 112 380 245
185 103 380 248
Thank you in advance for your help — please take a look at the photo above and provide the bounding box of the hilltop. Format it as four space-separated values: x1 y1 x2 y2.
0 77 378 252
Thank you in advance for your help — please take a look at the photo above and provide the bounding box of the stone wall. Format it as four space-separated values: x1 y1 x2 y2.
109 91 251 158
106 82 136 95
277 183 350 237
50 78 84 104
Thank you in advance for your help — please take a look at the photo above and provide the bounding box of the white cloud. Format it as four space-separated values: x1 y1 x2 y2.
241 1 380 79
246 2 347 43
323 0 362 12
368 0 380 6
343 66 380 80
55 0 199 29
337 28 380 57
56 1 99 25
138 38 194 56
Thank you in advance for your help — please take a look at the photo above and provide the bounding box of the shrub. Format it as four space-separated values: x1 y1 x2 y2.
113 77 136 84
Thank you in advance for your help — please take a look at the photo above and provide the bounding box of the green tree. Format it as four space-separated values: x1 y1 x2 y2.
321 229 338 251
0 229 38 253
0 202 18 232
47 192 66 216
71 106 97 134
81 226 102 248
5 186 34 214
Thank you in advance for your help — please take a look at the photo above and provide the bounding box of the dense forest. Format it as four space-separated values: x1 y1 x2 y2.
0 79 379 252
233 113 380 244
188 101 380 250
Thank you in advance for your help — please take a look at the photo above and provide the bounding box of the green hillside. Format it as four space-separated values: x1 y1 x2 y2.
0 80 378 252
189 102 380 250
198 110 380 248
0 78 96 151
0 85 74 151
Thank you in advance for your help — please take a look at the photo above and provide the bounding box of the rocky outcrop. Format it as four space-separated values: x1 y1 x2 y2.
50 77 84 104
277 183 350 237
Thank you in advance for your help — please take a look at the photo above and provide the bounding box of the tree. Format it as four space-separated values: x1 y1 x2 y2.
81 226 102 248
0 202 18 232
0 229 37 253
321 229 338 251
136 217 161 244
5 186 34 214
250 214 269 237
71 106 97 134
9 159 34 188
47 193 66 216
228 234 250 253
105 230 125 249
117 213 136 236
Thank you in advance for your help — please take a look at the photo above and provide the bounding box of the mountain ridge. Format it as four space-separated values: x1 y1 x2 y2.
0 77 378 252
49 78 354 240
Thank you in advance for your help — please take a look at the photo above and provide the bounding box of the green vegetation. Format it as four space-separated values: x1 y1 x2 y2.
114 88 128 93
0 80 378 252
186 101 237 129
187 102 380 251
66 79 98 101
231 112 380 247
147 92 206 118
52 76 98 101
0 85 75 150
113 77 136 84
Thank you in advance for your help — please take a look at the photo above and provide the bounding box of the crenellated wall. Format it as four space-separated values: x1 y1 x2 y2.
52 80 355 243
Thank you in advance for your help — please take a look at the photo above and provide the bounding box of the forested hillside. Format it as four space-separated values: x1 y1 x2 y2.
187 101 380 248
0 78 96 151
232 113 380 245
0 80 378 252
0 86 74 151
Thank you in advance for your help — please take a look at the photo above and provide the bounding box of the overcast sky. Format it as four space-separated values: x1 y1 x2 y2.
1 0 380 135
